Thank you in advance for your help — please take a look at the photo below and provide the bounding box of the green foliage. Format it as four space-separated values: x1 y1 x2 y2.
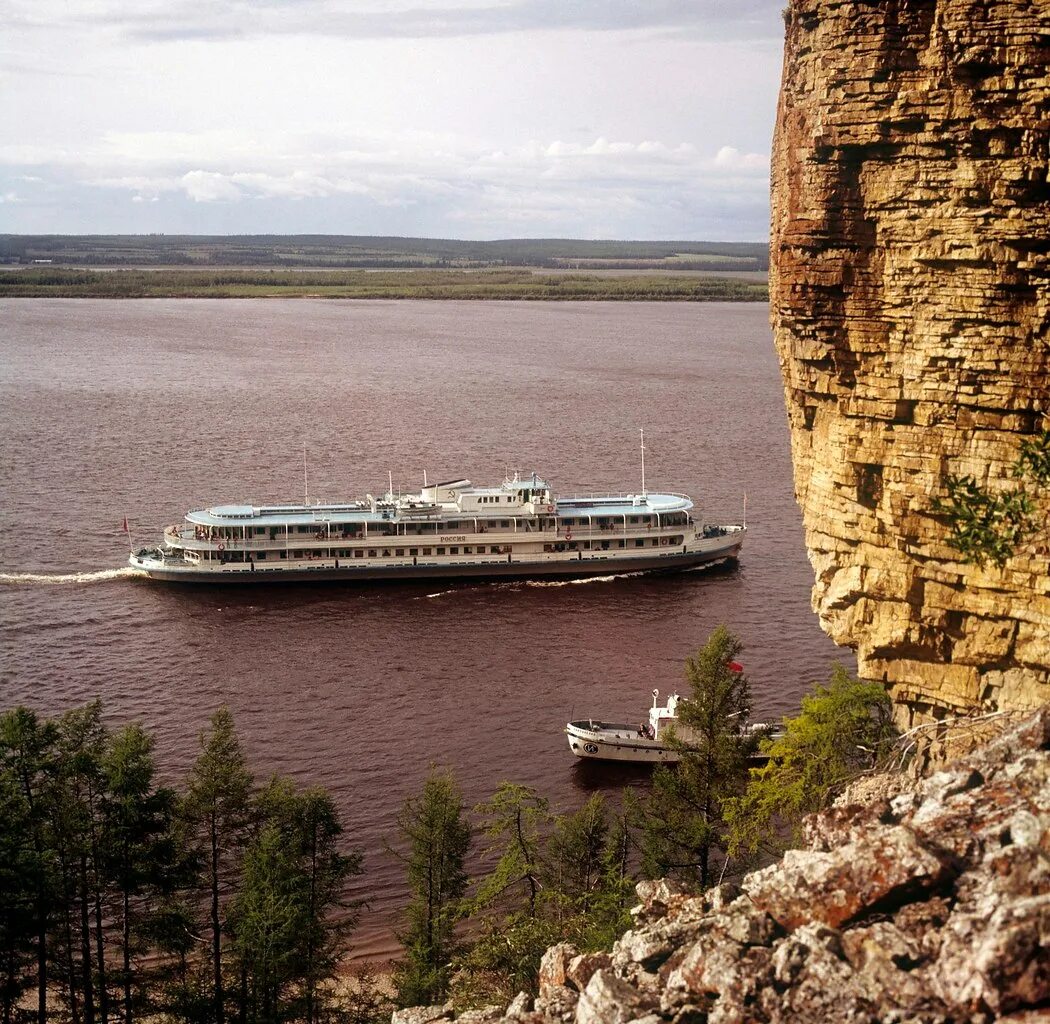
443 791 634 1009
1015 430 1050 487
635 626 758 888
934 429 1049 568
471 784 550 920
0 702 363 1024
726 666 897 857
101 723 181 1024
240 779 363 1024
392 769 472 1009
182 705 255 1024
933 474 1035 568
449 914 562 1008
540 795 634 952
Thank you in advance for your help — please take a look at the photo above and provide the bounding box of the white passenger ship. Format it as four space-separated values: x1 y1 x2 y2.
130 472 745 584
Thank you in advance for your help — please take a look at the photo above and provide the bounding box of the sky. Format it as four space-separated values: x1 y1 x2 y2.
2 0 785 240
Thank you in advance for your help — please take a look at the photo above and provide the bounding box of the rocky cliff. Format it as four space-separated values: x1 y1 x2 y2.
769 0 1050 722
393 709 1049 1024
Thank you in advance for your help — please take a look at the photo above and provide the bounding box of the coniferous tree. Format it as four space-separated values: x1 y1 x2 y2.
636 626 758 887
101 723 180 1024
0 708 58 1024
182 706 254 1024
0 765 41 1024
241 777 362 1024
451 785 556 1006
541 794 634 950
392 769 471 1008
727 666 897 856
230 821 308 1023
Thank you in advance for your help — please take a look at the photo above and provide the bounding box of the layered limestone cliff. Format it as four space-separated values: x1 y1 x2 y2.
770 0 1050 722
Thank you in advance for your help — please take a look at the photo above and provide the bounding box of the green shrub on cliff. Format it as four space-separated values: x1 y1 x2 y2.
726 666 896 857
933 428 1049 568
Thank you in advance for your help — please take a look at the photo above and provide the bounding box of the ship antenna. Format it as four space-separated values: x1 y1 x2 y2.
388 470 393 501
640 428 647 497
424 469 428 487
303 444 309 506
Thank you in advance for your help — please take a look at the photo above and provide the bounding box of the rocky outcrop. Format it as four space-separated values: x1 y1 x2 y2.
769 0 1050 722
394 709 1050 1024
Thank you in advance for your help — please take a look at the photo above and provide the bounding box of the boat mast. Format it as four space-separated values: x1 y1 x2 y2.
303 444 309 506
640 428 647 497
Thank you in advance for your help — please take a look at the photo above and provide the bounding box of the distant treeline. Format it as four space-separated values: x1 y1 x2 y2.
0 234 769 271
0 268 768 301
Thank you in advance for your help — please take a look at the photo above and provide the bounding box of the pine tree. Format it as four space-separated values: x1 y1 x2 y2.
101 723 180 1024
0 708 58 1024
246 777 362 1023
393 769 471 1008
727 665 897 856
636 625 757 887
182 707 253 1024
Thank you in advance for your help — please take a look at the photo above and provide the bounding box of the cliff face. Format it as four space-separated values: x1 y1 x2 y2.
770 0 1050 722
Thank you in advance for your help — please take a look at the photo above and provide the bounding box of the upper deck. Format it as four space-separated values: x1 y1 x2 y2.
182 474 694 529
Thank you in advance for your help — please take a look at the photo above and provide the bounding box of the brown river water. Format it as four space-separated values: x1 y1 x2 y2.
0 298 851 958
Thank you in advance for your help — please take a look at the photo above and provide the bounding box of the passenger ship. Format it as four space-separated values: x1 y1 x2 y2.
130 472 745 584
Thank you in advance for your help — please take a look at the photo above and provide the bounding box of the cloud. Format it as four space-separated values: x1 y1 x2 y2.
0 127 770 236
713 145 768 171
180 170 246 202
6 0 784 43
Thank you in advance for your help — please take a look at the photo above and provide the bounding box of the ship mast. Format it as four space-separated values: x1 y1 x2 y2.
640 428 647 497
303 444 309 506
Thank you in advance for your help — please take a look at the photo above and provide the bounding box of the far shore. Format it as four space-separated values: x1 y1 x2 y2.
0 266 768 301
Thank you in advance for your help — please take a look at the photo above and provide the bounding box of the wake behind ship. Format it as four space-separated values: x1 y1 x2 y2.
130 472 745 584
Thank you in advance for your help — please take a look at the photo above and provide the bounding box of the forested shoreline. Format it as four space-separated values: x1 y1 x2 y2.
0 269 767 301
1 629 894 1023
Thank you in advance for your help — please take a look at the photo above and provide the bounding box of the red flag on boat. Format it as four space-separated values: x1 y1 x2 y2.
121 515 130 536
726 660 744 673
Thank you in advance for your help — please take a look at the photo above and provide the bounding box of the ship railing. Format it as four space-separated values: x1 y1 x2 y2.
164 522 694 550
557 491 693 504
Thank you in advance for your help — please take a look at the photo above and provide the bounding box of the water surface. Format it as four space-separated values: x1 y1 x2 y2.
0 299 850 957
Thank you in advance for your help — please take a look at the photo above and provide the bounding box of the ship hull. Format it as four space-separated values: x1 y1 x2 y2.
131 540 742 585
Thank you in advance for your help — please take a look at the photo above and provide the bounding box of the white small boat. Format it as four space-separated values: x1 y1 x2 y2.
565 690 778 764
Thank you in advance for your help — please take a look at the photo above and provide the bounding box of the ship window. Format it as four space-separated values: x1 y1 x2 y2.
635 539 644 547
257 552 266 560
396 548 404 556
618 540 625 548
422 547 432 555
354 550 364 558
436 547 445 555
490 546 500 554
450 547 459 555
409 548 418 556
279 551 287 559
368 549 376 557
501 520 509 527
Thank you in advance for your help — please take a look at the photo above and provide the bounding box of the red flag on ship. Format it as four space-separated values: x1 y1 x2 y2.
121 515 130 536
726 661 744 673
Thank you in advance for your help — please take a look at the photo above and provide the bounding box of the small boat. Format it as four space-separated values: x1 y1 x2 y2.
565 689 778 764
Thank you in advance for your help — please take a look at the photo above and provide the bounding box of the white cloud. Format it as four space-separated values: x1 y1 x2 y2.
713 145 767 170
5 0 783 43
